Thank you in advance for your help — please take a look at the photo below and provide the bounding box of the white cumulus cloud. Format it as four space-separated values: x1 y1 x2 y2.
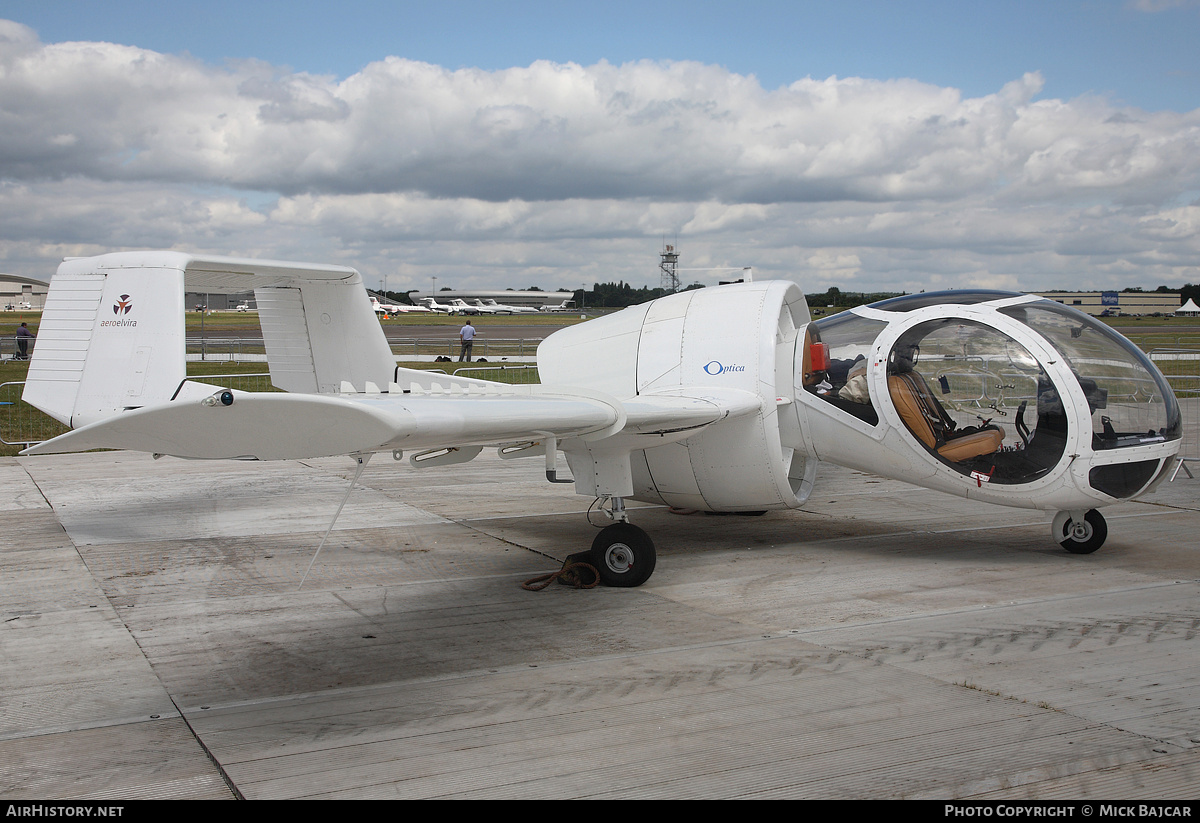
2 21 1199 294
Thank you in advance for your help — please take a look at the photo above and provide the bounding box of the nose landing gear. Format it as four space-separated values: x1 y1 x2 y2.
1052 509 1108 554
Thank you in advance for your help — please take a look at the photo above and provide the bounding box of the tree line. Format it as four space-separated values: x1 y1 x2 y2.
382 281 1200 312
571 282 903 310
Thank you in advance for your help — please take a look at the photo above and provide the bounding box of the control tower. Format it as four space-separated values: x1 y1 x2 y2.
659 244 681 293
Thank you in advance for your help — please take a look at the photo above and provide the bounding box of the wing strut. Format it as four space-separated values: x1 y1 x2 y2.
299 453 372 590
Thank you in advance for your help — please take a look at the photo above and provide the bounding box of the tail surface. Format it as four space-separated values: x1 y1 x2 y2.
23 251 396 429
23 252 188 428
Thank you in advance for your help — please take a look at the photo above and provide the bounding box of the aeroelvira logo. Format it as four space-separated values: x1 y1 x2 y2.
100 293 137 327
704 360 747 375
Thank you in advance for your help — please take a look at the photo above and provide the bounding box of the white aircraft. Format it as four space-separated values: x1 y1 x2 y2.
448 298 492 315
22 252 1183 587
370 296 430 314
478 298 540 315
540 298 575 313
416 296 454 314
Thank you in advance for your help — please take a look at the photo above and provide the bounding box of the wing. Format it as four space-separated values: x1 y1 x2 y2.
23 382 618 460
22 380 762 461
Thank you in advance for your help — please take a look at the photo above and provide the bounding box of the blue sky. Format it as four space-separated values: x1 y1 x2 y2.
10 0 1200 109
2 1 1199 293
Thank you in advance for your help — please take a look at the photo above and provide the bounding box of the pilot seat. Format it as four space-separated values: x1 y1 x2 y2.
888 370 1004 463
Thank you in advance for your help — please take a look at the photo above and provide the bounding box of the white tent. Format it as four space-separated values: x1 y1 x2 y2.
1175 298 1199 316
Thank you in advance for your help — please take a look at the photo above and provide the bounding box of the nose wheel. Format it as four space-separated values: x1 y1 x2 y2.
591 523 656 587
1052 509 1107 554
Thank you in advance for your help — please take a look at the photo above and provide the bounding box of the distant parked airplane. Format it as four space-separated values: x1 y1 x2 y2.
416 297 455 314
477 298 539 315
370 296 430 314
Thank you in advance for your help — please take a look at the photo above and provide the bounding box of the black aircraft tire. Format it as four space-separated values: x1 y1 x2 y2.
1059 509 1107 555
590 523 656 587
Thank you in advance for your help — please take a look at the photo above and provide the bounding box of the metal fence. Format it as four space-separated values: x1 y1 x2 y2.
186 338 266 362
2 336 37 362
181 367 540 387
0 381 69 446
1123 333 1200 350
7 335 543 363
387 337 541 361
451 364 540 384
181 337 541 363
1151 351 1200 474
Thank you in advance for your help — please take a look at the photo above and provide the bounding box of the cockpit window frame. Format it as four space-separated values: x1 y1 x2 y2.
808 310 891 429
881 315 1070 486
867 290 1026 313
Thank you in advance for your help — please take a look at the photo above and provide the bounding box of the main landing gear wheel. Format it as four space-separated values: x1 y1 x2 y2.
591 523 656 587
1052 509 1107 555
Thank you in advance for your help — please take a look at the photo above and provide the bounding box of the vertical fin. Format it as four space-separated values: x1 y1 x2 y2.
24 258 186 428
254 280 395 394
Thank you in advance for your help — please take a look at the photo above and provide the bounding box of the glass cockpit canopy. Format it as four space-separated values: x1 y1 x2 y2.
998 300 1181 448
809 293 1180 495
867 290 1023 312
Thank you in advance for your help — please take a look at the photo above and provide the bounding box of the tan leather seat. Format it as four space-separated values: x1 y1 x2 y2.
888 372 1002 462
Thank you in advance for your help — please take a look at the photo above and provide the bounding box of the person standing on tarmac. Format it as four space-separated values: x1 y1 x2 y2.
15 322 34 360
458 319 476 362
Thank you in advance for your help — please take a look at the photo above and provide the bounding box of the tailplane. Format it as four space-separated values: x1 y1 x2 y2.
23 251 397 430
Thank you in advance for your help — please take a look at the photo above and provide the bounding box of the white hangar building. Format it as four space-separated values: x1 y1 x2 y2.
1 273 49 310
